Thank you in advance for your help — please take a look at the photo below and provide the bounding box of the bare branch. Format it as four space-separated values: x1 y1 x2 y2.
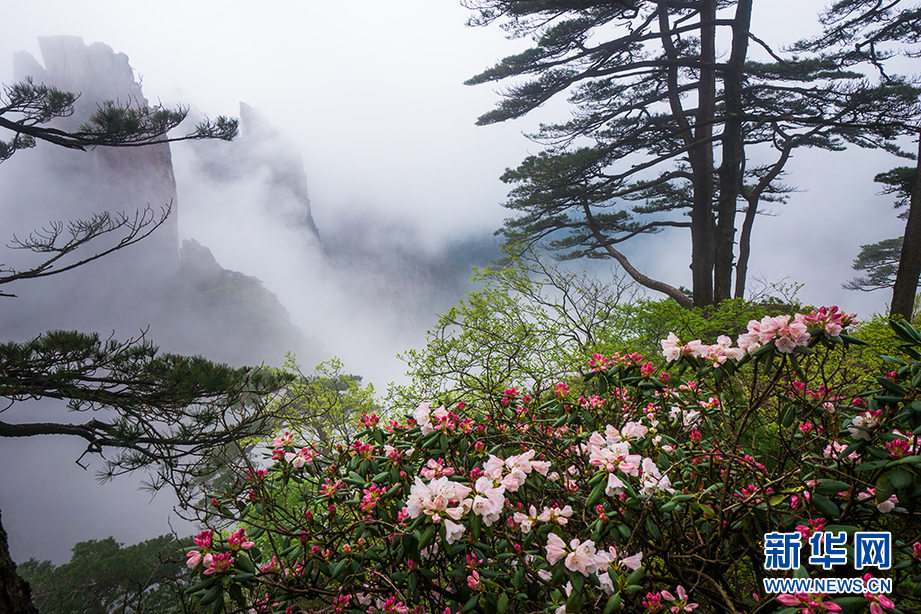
0 204 171 296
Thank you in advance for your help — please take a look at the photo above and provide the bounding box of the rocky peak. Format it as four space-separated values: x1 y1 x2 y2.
12 36 180 259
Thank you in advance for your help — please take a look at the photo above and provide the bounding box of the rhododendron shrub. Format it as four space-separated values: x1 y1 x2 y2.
183 309 921 614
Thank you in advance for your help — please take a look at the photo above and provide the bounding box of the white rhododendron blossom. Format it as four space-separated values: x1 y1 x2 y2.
737 314 810 354
848 410 881 440
639 457 674 496
470 476 506 526
661 333 704 362
405 476 471 521
413 403 434 435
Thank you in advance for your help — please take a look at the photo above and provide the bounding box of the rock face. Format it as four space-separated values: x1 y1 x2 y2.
13 36 180 261
187 102 321 242
2 36 313 368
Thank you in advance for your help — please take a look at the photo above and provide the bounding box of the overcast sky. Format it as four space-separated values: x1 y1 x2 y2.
0 0 914 564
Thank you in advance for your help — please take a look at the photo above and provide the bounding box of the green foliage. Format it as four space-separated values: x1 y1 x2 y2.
392 251 802 408
0 77 237 163
18 535 190 614
182 312 921 614
181 357 379 500
848 309 921 368
272 355 380 447
0 330 293 492
614 297 799 357
389 252 639 408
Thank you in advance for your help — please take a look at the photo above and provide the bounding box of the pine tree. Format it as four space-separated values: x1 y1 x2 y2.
465 0 919 307
799 0 921 321
0 78 279 614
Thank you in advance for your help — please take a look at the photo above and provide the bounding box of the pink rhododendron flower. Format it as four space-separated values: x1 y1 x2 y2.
885 438 911 459
661 333 704 362
186 550 202 569
823 441 861 463
405 476 472 522
192 530 214 550
227 528 254 551
588 353 612 372
202 552 235 575
857 488 899 513
272 431 294 448
738 314 810 354
643 592 665 612
259 556 281 573
701 335 744 367
661 585 698 612
799 306 857 337
849 410 882 440
537 504 573 525
513 505 540 533
443 518 466 544
639 457 674 495
564 537 600 576
776 593 841 612
470 476 505 526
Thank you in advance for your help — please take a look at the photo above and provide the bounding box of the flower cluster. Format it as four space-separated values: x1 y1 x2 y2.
180 310 921 614
663 306 856 367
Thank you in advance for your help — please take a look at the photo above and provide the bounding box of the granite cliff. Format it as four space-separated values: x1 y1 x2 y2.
3 36 313 367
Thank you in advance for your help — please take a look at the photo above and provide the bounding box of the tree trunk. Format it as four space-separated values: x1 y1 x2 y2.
0 511 40 614
735 140 794 299
715 0 752 303
890 136 921 321
692 0 717 308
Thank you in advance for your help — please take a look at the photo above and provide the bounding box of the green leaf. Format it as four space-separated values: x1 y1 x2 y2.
645 517 660 540
781 406 796 428
419 524 437 550
586 480 605 509
815 480 852 495
330 559 348 581
603 594 621 614
497 593 509 614
877 376 906 396
811 493 840 517
198 584 223 606
565 585 584 613
889 466 913 489
626 566 644 585
186 577 218 594
514 564 525 589
228 583 245 608
235 555 256 575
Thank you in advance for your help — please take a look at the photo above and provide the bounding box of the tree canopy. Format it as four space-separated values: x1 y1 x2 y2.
798 0 921 321
0 78 237 163
17 535 188 614
465 0 920 308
